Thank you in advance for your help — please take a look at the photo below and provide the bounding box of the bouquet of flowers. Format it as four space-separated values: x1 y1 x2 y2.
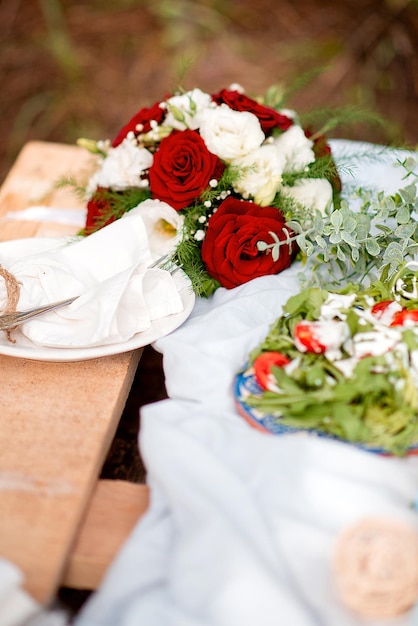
77 84 341 296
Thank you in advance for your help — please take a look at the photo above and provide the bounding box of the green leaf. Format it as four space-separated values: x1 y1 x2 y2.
315 234 327 248
394 223 416 239
365 238 381 256
337 246 346 261
399 184 417 205
381 196 396 213
305 241 315 256
395 205 411 224
282 287 328 319
383 242 405 264
329 232 342 244
304 364 327 388
342 215 357 233
257 241 269 252
330 210 343 230
341 230 358 246
331 403 365 440
313 215 325 232
402 157 417 173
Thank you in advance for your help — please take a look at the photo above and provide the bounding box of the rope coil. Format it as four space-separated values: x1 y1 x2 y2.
0 266 21 342
333 516 418 619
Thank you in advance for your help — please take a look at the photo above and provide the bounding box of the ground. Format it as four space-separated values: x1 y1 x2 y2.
1 0 418 187
1 0 418 617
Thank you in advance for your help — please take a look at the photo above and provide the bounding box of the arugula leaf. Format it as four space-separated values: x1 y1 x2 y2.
283 287 328 319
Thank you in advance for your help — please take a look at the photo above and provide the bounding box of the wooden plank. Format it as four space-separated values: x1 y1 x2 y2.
0 141 143 604
63 480 150 590
0 140 95 240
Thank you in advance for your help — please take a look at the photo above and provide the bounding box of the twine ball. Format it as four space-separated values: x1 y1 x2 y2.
333 517 418 619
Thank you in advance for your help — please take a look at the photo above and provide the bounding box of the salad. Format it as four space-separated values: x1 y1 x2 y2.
235 266 418 455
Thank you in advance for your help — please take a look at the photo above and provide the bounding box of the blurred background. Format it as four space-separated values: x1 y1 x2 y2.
1 0 418 186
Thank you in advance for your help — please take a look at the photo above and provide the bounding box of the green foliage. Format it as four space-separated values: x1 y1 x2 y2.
300 104 386 138
173 167 238 297
38 0 83 82
55 174 89 201
285 156 418 289
281 153 339 187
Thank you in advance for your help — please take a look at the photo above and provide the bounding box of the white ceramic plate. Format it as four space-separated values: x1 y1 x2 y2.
0 237 195 362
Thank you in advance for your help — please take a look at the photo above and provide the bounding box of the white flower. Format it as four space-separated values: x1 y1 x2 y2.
164 88 212 130
194 229 205 241
281 178 334 215
228 83 245 93
125 199 184 256
199 105 265 161
87 138 153 195
232 144 285 205
279 108 298 121
254 178 283 207
272 125 315 173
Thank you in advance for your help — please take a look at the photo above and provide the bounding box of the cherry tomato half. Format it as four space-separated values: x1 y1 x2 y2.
370 300 396 318
390 309 418 327
293 321 327 354
253 351 290 391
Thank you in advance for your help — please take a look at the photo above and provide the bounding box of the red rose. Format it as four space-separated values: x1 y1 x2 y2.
201 197 297 289
212 89 293 135
149 129 225 211
112 101 167 147
85 187 116 234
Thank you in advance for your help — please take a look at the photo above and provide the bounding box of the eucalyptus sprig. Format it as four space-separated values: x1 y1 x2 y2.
287 157 418 289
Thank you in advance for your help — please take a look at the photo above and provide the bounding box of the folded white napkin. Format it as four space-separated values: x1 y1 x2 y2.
0 210 184 348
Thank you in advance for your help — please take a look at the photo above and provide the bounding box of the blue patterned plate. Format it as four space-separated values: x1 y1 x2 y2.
234 363 418 457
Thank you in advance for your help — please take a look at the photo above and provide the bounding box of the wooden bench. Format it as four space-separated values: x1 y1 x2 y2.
0 141 149 604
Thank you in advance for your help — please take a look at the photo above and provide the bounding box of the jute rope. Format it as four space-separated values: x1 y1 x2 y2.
0 265 21 343
333 517 418 619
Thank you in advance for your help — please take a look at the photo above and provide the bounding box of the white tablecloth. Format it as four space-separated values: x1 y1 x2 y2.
72 142 418 625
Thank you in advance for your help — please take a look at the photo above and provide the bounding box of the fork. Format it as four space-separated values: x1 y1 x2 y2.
0 296 79 331
0 254 180 332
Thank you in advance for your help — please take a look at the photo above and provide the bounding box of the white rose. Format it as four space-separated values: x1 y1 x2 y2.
199 105 265 161
279 108 298 121
125 199 184 256
87 138 153 194
164 88 212 130
281 178 334 215
228 83 245 93
272 125 315 173
232 144 285 205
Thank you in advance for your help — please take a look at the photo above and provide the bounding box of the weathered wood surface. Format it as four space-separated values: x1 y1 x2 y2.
0 141 143 604
63 480 149 590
